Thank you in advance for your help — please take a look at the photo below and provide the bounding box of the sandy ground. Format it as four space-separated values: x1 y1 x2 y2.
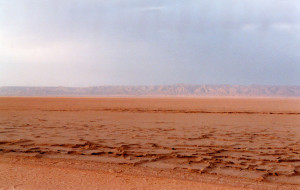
0 97 299 189
0 155 255 190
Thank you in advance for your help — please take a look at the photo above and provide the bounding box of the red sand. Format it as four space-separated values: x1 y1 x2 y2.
0 97 299 189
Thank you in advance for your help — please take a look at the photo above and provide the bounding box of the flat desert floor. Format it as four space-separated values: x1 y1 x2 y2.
0 97 299 189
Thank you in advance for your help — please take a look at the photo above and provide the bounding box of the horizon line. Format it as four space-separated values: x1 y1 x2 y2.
1 84 300 88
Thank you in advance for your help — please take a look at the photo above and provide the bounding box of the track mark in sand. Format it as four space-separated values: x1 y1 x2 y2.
42 108 300 115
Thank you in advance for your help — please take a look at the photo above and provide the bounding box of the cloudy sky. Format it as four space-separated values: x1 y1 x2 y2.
0 0 299 86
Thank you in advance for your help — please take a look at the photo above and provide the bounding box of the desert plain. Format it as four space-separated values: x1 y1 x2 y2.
0 97 299 189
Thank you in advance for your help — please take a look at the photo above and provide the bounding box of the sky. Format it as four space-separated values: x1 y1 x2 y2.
0 0 300 87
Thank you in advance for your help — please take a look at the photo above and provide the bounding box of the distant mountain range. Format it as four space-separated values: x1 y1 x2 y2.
0 85 300 97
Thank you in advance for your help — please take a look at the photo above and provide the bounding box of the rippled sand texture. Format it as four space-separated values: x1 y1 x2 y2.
0 97 300 186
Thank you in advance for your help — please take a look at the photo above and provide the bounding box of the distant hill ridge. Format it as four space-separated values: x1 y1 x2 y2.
0 85 300 97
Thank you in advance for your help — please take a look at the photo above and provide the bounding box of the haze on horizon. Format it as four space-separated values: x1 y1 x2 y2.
0 0 300 87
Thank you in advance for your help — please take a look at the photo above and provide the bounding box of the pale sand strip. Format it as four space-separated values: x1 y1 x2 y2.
1 155 298 190
0 159 248 190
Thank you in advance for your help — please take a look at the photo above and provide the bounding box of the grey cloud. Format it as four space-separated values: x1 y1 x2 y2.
0 0 299 86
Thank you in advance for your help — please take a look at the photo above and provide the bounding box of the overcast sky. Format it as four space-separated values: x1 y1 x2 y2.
0 0 299 86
